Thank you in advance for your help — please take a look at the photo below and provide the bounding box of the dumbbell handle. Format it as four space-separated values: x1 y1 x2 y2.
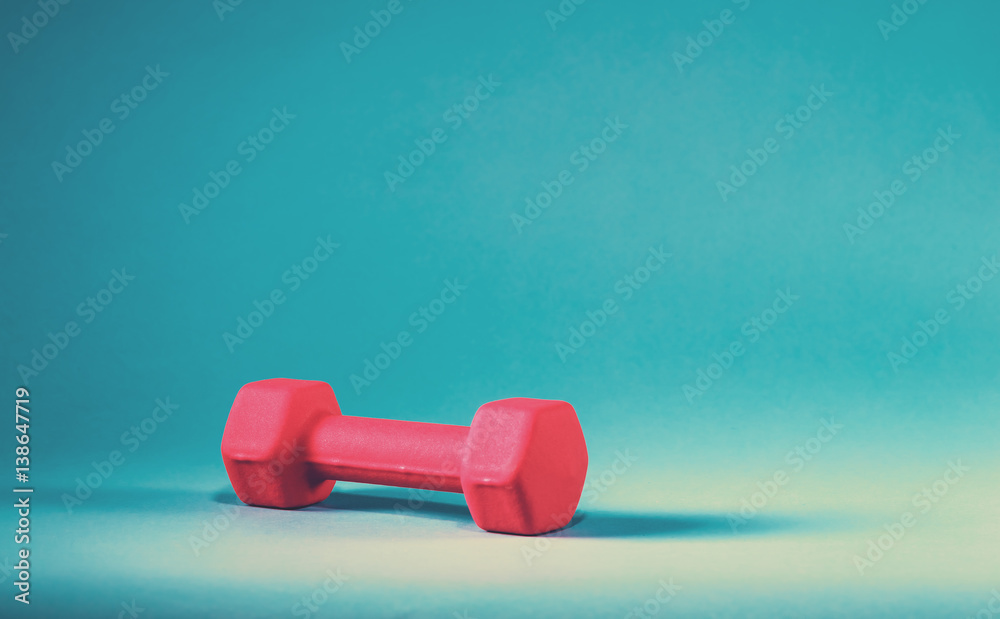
306 415 469 493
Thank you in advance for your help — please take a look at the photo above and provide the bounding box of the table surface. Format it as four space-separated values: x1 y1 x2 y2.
14 460 1000 618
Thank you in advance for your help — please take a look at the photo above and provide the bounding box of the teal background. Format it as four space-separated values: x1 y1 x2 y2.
1 0 998 617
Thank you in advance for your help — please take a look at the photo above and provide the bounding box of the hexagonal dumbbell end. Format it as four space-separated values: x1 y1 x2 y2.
461 398 588 535
221 379 338 508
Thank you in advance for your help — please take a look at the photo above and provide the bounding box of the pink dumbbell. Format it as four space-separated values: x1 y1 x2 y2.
221 379 588 535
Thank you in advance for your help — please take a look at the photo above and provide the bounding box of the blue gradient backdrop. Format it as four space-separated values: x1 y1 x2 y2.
1 0 998 617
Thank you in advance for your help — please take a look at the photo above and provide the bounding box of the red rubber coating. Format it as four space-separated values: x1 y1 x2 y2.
307 416 467 493
221 379 589 535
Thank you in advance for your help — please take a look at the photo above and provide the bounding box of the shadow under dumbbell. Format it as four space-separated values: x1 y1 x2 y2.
213 489 833 538
316 487 472 522
553 511 816 538
212 487 471 522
